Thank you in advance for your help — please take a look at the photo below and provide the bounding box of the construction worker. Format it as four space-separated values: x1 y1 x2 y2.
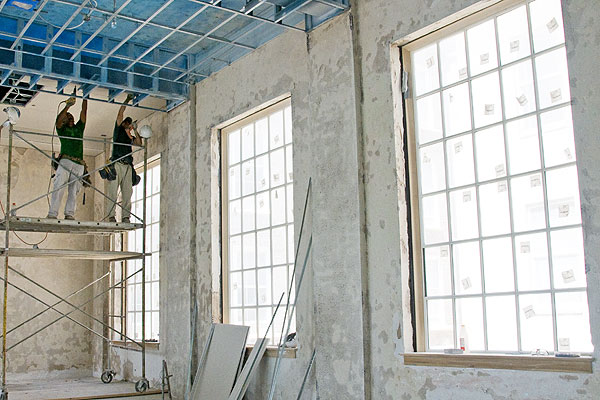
47 95 88 220
106 93 141 223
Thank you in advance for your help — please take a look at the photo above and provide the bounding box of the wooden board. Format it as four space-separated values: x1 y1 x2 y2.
1 248 144 261
0 216 142 235
403 353 594 373
191 324 249 400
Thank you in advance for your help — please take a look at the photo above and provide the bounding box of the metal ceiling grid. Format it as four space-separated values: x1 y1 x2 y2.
0 0 349 111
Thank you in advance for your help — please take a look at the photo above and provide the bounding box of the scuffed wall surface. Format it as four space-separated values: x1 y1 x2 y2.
0 145 94 378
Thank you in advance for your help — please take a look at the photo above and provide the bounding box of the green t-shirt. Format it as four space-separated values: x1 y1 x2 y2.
57 120 85 163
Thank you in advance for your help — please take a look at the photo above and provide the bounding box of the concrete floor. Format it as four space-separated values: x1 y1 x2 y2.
7 377 163 399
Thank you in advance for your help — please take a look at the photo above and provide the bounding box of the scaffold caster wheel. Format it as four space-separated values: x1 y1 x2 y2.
135 378 149 393
101 370 115 384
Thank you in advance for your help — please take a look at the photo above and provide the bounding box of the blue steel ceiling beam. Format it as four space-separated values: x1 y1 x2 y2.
312 0 346 10
69 0 134 61
41 0 91 55
0 44 194 88
96 0 176 66
9 0 51 50
28 74 42 88
274 0 312 23
123 0 222 72
51 0 258 53
187 0 303 31
0 25 208 78
152 0 292 80
107 88 124 102
243 0 267 14
0 0 8 13
0 48 188 100
0 80 167 111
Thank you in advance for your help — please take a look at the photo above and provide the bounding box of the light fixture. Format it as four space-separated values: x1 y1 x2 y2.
2 106 21 129
7 0 38 11
139 125 153 139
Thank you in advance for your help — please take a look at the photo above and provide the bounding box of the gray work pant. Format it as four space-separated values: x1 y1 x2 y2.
106 162 133 220
48 158 84 218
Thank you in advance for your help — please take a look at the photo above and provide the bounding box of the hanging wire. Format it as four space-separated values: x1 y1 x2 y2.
36 0 98 31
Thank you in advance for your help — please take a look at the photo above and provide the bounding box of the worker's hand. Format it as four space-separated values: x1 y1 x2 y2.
125 93 134 103
66 97 76 107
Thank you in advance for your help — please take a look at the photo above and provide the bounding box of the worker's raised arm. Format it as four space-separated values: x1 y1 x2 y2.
132 124 142 146
56 97 75 129
80 99 88 124
116 93 134 125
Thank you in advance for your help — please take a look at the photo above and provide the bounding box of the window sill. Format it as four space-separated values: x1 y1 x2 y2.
245 346 297 359
111 341 160 352
403 352 593 373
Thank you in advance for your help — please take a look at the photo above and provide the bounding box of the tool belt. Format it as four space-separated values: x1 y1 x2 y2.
52 153 92 187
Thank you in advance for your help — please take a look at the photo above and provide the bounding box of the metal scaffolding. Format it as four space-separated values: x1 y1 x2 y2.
0 123 150 399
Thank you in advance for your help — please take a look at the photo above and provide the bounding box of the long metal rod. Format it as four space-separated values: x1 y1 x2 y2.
141 138 148 379
278 178 311 347
0 0 9 13
0 275 113 346
296 349 316 400
268 236 313 400
7 266 145 351
41 0 92 55
0 271 110 339
7 266 141 348
9 0 51 50
1 126 13 391
10 131 144 221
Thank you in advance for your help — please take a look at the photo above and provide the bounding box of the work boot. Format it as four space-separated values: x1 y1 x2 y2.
122 217 130 224
46 214 57 219
64 215 75 220
108 216 117 222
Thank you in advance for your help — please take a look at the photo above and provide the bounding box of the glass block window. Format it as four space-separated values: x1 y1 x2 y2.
124 160 160 341
408 0 592 353
222 98 295 345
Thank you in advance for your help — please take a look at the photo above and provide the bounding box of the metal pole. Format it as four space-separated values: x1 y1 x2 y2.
1 126 13 393
141 138 148 380
296 349 316 400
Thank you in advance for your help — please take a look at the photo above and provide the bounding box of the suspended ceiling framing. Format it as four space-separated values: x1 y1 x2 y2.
0 0 349 111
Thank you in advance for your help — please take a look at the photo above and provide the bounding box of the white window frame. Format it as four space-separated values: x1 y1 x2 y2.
401 0 592 355
221 98 295 345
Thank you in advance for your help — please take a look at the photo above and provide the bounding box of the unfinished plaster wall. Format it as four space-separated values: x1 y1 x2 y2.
353 0 600 398
90 109 167 388
0 143 95 378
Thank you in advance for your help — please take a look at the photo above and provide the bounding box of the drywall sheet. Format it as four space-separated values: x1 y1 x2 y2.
228 338 268 400
191 324 249 400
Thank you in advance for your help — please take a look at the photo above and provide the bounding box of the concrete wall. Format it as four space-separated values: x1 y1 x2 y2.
0 141 95 378
160 0 600 399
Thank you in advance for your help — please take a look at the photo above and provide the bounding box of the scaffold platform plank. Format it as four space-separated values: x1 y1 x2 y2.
0 248 144 262
0 216 142 235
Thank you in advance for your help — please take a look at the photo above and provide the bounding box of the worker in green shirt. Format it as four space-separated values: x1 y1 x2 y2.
47 95 88 220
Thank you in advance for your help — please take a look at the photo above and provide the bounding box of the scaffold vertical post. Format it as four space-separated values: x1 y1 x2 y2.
2 126 13 396
141 138 148 380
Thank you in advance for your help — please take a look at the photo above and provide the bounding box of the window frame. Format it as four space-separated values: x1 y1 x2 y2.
220 97 294 344
400 0 591 356
110 156 161 346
